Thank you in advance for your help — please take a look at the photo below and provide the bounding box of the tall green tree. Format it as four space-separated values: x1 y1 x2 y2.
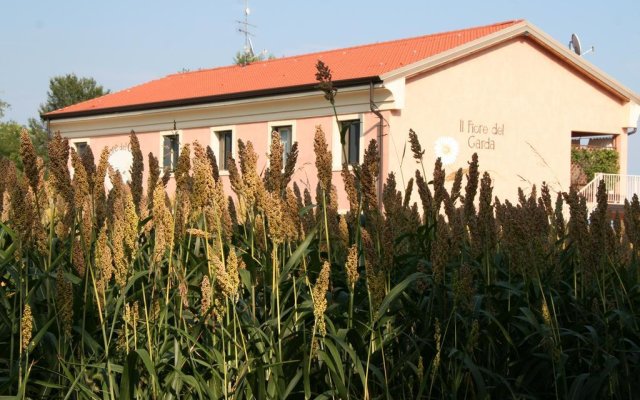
31 74 110 160
0 99 27 168
0 74 108 168
38 73 109 116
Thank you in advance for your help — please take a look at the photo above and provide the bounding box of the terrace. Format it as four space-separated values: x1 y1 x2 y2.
579 173 640 215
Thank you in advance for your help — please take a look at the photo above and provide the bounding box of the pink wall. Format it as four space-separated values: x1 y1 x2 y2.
81 112 386 212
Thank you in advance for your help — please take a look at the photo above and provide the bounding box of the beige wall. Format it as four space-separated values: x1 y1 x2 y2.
389 37 629 202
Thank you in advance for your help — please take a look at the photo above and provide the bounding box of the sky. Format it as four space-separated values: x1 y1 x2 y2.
1 0 639 173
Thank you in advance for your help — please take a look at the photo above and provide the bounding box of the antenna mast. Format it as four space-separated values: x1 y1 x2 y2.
237 0 255 57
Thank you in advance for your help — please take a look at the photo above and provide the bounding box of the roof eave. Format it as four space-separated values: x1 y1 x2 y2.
380 21 640 104
43 76 382 121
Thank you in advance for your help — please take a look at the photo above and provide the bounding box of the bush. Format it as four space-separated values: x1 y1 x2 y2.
571 147 619 181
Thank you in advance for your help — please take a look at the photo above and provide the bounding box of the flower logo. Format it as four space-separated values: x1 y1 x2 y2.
106 147 133 189
434 136 459 166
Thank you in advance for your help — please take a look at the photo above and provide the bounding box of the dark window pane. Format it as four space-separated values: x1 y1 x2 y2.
171 136 179 170
340 120 360 165
274 126 292 168
163 134 179 170
348 122 360 165
75 142 88 158
224 132 232 170
163 136 172 168
217 130 232 170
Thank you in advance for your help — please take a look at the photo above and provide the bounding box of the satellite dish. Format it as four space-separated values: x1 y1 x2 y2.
245 7 250 15
570 33 582 55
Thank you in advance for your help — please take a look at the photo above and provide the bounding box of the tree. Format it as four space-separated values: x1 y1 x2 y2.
38 73 109 116
0 98 8 119
0 74 108 169
31 74 110 160
0 121 24 168
0 99 28 168
233 50 275 66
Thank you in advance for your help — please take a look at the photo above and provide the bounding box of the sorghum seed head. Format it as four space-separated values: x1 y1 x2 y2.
345 244 359 290
313 261 331 336
200 275 212 321
315 60 337 104
21 304 33 353
408 129 425 162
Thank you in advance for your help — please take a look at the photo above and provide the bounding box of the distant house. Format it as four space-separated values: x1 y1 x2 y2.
44 20 640 209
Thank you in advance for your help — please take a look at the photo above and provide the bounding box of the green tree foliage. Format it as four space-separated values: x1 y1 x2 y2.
233 50 262 66
571 147 619 181
0 119 24 168
0 98 8 119
33 74 109 161
26 118 49 161
233 50 275 66
0 74 108 168
0 99 48 166
0 100 26 168
38 73 109 116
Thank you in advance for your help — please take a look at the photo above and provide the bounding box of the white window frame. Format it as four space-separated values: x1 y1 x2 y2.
68 137 91 179
210 125 236 175
332 114 364 171
69 137 91 156
159 129 183 173
267 120 297 169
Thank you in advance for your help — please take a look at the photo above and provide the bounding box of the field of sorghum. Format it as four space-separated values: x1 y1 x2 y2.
1 109 640 398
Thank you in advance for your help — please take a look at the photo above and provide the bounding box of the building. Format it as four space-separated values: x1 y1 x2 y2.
44 20 640 209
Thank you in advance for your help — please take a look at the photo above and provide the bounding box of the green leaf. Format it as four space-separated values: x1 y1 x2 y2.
135 349 158 388
119 351 139 400
27 315 55 352
374 272 426 324
280 225 317 285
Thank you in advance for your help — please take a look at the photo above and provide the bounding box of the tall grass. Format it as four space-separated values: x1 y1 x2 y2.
1 71 640 398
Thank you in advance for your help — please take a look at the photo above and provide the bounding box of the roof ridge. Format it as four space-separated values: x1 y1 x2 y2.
166 19 524 78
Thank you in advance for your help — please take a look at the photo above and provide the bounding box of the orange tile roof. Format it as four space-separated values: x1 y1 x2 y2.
45 20 522 118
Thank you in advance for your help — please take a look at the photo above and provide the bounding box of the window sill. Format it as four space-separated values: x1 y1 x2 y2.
332 164 358 173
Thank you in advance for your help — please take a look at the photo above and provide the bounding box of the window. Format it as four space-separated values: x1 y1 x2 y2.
69 138 91 159
272 125 293 167
217 130 233 170
340 120 361 165
332 114 363 170
162 134 180 171
210 126 235 174
74 141 89 158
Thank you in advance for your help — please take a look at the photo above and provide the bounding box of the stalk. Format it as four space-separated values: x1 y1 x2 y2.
89 262 116 400
322 192 331 261
273 246 282 362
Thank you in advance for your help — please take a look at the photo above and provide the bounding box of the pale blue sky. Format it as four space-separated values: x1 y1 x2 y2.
1 0 638 173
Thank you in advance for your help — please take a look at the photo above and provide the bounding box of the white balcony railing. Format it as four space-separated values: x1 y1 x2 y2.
578 173 640 206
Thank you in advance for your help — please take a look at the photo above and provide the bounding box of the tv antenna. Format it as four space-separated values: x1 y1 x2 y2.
569 33 594 56
237 0 256 57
